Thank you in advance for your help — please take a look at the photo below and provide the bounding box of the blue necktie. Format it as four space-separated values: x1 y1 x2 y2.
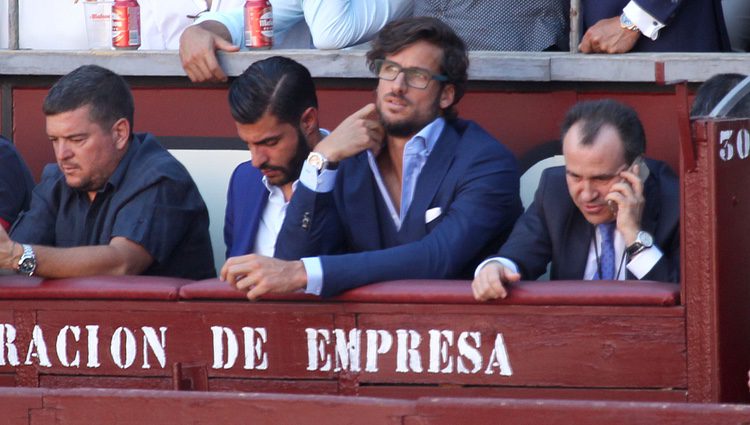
597 222 616 280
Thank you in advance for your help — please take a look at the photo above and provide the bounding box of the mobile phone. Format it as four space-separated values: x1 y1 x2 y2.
607 157 649 216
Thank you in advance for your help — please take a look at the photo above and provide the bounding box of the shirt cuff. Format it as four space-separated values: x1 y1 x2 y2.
623 1 664 40
299 161 337 193
194 9 245 47
474 257 520 278
301 257 323 296
626 245 663 279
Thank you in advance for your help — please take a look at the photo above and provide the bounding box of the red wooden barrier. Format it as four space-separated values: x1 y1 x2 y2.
2 387 750 425
0 277 684 401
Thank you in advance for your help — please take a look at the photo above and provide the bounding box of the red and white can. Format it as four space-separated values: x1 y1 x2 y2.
112 0 141 50
244 0 273 49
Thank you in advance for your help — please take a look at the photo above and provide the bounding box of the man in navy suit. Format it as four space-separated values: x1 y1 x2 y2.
221 17 523 299
224 56 324 259
579 0 730 53
472 100 679 301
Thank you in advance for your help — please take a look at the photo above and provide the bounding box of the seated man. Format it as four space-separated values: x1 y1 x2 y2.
690 73 750 118
2 65 215 279
221 17 523 299
473 99 679 301
179 0 413 82
224 56 325 258
579 0 730 53
0 137 35 232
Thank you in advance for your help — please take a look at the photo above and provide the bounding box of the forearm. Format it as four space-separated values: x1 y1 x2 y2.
2 238 153 278
195 20 233 44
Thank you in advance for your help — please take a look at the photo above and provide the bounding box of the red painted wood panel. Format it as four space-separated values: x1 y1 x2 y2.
358 385 687 402
11 83 685 180
684 118 750 403
3 388 750 425
409 397 750 425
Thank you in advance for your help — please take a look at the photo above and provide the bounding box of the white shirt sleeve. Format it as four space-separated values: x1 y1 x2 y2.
301 257 323 295
625 245 664 279
623 1 665 40
299 161 337 193
194 8 245 47
474 257 520 278
301 0 413 49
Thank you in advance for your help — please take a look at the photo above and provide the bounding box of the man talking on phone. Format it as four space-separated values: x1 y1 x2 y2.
472 99 680 301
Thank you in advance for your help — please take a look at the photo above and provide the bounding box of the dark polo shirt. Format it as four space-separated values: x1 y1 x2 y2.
0 137 35 229
11 132 215 279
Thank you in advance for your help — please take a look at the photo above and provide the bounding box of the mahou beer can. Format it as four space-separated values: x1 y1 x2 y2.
244 0 273 49
112 0 141 50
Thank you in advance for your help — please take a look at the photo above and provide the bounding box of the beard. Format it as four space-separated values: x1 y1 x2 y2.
259 128 310 187
378 93 442 138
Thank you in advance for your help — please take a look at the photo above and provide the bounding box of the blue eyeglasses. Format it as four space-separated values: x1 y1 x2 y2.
372 59 448 89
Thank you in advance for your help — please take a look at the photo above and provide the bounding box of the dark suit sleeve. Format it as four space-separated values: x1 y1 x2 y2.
315 144 522 298
224 168 238 260
632 0 684 25
0 139 34 227
275 181 347 260
495 169 557 280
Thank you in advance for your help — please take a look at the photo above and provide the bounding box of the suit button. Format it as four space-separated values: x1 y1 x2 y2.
302 212 311 230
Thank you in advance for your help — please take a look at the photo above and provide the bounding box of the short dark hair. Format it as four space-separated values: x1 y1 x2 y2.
561 99 646 165
43 65 134 134
691 73 750 118
229 56 318 126
366 16 468 120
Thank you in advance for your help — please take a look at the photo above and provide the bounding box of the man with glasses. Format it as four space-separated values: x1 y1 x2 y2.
220 16 523 299
472 100 680 301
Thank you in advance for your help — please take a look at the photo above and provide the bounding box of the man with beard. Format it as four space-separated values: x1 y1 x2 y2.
220 17 523 299
1 65 214 279
224 56 326 258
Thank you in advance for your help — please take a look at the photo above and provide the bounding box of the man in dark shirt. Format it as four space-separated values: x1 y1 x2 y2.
0 137 35 231
1 65 214 279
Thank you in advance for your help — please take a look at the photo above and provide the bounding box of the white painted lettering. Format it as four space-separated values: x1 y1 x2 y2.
737 128 750 159
457 331 482 374
395 329 423 373
365 330 392 373
111 327 137 369
306 328 332 372
333 328 361 372
484 333 513 376
141 327 167 369
428 330 454 374
24 325 51 367
86 325 101 368
0 324 19 366
241 327 268 370
210 326 238 369
720 129 735 161
55 326 81 368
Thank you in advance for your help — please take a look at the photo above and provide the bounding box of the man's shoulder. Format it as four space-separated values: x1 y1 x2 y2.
448 119 515 157
230 160 264 183
127 133 196 184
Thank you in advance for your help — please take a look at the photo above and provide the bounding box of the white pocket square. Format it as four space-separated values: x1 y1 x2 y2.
425 207 442 224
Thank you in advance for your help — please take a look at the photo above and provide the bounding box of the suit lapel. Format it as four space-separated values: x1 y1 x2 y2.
564 211 594 279
401 122 459 235
344 153 386 249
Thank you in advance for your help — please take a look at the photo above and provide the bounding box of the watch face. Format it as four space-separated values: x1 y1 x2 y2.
639 231 654 247
19 258 35 274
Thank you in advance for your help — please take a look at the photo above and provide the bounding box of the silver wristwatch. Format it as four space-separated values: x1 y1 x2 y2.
307 151 329 173
626 231 653 258
17 244 37 276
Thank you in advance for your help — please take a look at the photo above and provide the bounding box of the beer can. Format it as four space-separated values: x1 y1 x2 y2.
244 0 273 49
112 0 141 50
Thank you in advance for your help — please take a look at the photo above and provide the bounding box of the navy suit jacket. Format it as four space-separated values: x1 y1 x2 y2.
224 161 269 259
496 158 679 282
276 119 523 297
0 137 35 228
582 0 730 52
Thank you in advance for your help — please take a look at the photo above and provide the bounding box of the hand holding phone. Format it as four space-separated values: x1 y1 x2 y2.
607 157 649 216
